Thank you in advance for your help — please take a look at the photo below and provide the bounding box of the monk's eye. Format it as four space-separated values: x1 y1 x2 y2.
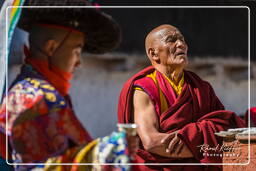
166 36 176 43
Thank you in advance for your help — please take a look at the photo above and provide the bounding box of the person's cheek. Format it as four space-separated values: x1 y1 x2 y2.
63 53 73 72
70 54 80 71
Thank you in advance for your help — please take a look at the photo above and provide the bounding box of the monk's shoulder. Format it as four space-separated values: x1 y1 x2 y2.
134 75 157 92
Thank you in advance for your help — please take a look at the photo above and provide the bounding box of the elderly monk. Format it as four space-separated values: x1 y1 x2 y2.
117 24 245 171
0 0 120 167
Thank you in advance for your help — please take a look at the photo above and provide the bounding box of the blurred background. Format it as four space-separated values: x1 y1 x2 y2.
4 5 256 138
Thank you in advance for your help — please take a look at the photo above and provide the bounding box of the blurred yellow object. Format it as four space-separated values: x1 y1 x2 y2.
71 139 100 171
44 146 81 171
44 139 100 171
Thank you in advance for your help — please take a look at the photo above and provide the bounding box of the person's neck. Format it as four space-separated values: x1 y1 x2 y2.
155 65 184 85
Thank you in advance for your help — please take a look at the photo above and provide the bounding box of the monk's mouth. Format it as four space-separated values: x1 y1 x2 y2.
175 52 186 57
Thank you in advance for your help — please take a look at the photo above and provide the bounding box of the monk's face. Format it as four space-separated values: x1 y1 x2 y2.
49 31 85 73
150 26 188 68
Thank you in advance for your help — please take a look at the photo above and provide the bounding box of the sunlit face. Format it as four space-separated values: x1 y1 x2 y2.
154 27 188 68
50 31 85 73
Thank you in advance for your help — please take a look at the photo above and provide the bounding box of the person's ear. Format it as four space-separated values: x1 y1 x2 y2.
148 48 160 63
44 39 59 57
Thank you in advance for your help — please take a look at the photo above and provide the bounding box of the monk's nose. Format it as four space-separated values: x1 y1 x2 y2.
176 39 186 48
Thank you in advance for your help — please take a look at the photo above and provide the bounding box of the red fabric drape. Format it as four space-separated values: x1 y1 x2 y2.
245 107 256 126
118 66 155 123
117 67 245 171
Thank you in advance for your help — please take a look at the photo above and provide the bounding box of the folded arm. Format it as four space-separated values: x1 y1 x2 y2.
133 90 193 158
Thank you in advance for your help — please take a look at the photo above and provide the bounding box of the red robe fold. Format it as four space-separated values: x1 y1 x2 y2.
117 66 245 171
245 107 256 126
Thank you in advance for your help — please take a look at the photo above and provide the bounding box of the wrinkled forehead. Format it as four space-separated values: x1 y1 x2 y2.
155 27 183 40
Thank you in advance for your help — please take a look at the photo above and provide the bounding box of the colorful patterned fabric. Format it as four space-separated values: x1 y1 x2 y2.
0 64 92 163
44 131 131 171
71 131 131 171
98 131 130 171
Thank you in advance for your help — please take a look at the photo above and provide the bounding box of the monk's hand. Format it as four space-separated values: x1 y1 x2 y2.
161 131 193 158
160 130 181 154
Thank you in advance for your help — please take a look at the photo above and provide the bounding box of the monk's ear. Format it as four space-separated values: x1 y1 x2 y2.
148 48 160 63
44 39 59 57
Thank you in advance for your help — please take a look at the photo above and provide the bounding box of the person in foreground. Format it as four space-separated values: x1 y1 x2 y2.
117 24 245 171
0 0 121 169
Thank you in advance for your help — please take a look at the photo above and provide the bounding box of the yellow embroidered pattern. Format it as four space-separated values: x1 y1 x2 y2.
60 101 65 105
45 92 57 102
30 79 40 88
41 84 55 91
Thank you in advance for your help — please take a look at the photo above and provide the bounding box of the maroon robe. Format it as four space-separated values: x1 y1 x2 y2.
117 66 245 171
245 107 256 126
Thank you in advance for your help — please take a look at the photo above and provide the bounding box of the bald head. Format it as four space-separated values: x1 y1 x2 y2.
144 24 188 71
145 24 179 56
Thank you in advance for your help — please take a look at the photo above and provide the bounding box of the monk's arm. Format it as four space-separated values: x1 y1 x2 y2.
133 90 193 158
